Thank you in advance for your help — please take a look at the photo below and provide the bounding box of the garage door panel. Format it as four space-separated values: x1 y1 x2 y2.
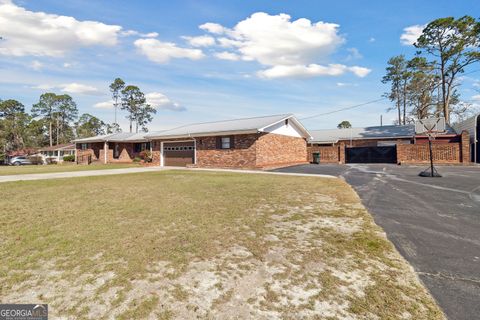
346 146 397 163
163 142 194 167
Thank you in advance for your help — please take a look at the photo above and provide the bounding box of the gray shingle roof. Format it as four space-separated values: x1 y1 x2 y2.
309 124 456 143
145 114 300 138
72 114 311 142
73 132 148 143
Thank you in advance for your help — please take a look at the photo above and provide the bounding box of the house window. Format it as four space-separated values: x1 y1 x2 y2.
81 143 88 150
221 137 230 149
134 142 150 153
216 136 234 149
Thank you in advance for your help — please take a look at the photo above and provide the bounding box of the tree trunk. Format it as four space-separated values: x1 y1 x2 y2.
129 120 132 133
56 118 59 146
397 95 401 125
49 121 53 147
440 61 449 123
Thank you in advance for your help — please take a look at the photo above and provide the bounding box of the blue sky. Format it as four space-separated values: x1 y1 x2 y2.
1 0 479 131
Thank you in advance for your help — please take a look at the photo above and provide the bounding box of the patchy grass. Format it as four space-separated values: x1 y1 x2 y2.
0 170 444 319
0 162 141 176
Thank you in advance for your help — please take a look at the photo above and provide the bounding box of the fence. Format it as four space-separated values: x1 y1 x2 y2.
397 143 461 164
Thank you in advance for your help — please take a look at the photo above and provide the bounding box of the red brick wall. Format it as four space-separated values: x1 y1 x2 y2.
397 143 461 164
76 142 103 163
195 134 257 168
460 130 470 164
77 142 143 164
104 142 140 163
307 145 339 163
255 133 307 168
151 133 307 169
151 140 161 165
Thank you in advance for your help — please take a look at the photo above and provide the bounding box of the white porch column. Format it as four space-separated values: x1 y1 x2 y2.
104 141 108 164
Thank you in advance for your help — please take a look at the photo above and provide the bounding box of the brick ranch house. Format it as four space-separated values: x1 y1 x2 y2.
307 124 471 165
74 114 311 169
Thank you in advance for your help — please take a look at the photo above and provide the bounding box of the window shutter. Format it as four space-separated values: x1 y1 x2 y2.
230 135 235 149
216 137 222 149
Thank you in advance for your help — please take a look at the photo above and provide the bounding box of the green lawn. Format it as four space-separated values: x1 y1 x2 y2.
0 170 444 319
0 162 141 176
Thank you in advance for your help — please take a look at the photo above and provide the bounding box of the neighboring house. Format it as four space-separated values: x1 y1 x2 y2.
453 114 480 163
308 124 470 165
38 143 76 162
74 114 311 169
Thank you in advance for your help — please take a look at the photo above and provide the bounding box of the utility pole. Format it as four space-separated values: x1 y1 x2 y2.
380 115 383 127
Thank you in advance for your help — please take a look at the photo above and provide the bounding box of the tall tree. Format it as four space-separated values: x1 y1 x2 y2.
135 103 156 132
415 16 480 123
32 93 59 147
337 120 352 129
75 113 106 138
106 122 122 134
405 57 439 120
109 78 125 125
23 119 48 148
382 55 409 125
121 85 146 133
0 99 29 152
55 94 78 145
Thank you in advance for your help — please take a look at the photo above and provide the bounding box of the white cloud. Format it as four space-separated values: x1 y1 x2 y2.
346 48 362 60
472 94 480 101
121 30 158 38
217 37 243 48
0 0 122 57
214 51 241 61
94 92 185 111
400 24 425 46
94 101 113 109
220 12 344 66
61 83 100 95
369 37 376 43
146 92 186 111
134 38 204 64
199 12 370 79
33 82 100 95
257 64 371 79
349 66 371 77
199 22 226 34
336 82 358 87
30 60 43 70
63 62 72 68
32 84 55 90
183 35 215 47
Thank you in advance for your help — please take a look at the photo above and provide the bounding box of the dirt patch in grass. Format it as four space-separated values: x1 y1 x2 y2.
0 170 444 319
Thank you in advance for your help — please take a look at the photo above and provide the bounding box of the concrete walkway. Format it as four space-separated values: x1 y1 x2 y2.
0 166 337 183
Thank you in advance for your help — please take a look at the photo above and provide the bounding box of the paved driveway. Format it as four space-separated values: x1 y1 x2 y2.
273 163 480 320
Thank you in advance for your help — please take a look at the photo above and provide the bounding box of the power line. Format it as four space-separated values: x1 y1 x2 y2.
299 69 479 121
300 97 387 120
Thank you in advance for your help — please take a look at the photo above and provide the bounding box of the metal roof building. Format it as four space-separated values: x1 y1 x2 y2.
308 124 457 144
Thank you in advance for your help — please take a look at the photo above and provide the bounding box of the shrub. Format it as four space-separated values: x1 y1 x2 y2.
139 150 152 163
28 154 44 165
133 156 142 162
63 155 75 162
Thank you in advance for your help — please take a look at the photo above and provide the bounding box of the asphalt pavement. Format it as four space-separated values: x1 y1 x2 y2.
273 163 480 320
